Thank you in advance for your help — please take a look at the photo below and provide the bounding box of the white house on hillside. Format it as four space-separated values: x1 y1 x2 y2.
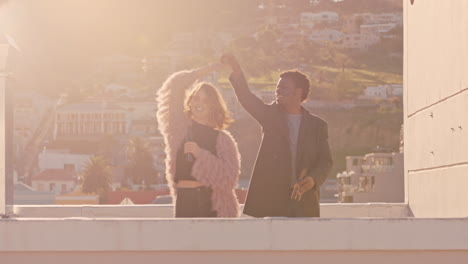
341 33 380 50
31 168 77 194
39 149 91 174
350 12 403 26
360 23 397 35
300 11 339 27
361 84 403 99
308 29 344 44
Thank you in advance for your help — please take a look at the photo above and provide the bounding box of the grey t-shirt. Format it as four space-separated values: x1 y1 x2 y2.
287 114 302 186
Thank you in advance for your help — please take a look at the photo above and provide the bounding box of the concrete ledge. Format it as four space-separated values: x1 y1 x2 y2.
12 203 412 218
3 251 468 264
1 217 467 252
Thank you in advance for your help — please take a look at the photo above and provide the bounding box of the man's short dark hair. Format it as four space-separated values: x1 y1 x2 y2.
279 70 310 101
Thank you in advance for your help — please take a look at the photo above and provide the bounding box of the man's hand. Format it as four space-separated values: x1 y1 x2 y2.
184 141 201 158
220 53 241 72
290 176 315 201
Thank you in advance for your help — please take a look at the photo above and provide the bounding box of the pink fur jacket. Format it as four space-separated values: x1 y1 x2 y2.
156 70 241 217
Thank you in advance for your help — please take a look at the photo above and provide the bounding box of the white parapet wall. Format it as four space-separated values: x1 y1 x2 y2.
404 0 468 217
1 217 468 264
12 203 412 218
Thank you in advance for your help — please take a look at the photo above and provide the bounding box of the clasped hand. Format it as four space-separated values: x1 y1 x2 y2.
290 176 315 201
184 141 201 157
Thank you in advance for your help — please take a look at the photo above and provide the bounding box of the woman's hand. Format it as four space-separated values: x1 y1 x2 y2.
184 141 201 157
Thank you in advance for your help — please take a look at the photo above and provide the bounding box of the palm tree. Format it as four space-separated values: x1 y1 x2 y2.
81 156 112 204
126 137 158 188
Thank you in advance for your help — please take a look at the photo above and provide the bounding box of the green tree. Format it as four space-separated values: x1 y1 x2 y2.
126 137 158 188
81 156 113 204
228 35 270 78
282 36 320 67
316 43 355 72
257 25 281 56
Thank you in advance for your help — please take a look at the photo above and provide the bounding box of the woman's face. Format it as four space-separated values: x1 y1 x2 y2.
189 89 213 125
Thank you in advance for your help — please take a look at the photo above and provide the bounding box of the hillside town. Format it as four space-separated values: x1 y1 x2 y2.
6 0 404 205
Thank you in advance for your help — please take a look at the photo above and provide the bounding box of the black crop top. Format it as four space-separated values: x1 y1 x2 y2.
174 121 219 182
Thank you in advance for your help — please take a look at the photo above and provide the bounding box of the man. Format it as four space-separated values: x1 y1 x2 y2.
222 54 333 217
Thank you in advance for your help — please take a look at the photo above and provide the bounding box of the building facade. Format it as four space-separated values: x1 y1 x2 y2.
300 11 339 27
404 0 468 217
308 29 344 44
341 33 380 50
360 23 397 35
31 168 77 194
337 152 404 203
361 84 403 99
38 149 91 174
54 102 129 139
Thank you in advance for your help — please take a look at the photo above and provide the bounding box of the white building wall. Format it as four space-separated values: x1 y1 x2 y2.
354 153 404 203
39 151 91 173
360 23 397 35
404 0 468 217
342 34 380 50
342 153 404 203
0 76 5 215
374 12 403 25
309 29 343 43
54 106 129 139
390 85 403 96
31 180 75 193
364 86 388 98
300 12 339 27
120 102 155 120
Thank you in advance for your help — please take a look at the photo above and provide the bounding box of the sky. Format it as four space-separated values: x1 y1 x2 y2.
0 0 259 93
0 0 401 94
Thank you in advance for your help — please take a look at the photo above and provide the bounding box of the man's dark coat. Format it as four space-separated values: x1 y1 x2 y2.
229 71 333 217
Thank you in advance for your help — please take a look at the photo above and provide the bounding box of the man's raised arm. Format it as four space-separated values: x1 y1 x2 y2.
221 54 270 126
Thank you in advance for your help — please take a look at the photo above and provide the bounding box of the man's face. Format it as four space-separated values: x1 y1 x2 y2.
275 77 302 106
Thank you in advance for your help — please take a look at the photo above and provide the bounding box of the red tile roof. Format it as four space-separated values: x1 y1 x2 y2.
32 169 76 182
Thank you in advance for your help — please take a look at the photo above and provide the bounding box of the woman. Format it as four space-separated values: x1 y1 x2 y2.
156 63 241 217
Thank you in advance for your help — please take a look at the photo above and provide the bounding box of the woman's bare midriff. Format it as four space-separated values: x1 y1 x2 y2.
176 180 205 188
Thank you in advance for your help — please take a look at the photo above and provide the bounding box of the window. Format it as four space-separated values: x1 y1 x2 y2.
358 176 375 192
358 176 367 192
339 176 351 185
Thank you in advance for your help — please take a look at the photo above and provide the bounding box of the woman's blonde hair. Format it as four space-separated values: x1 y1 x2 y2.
184 82 233 130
